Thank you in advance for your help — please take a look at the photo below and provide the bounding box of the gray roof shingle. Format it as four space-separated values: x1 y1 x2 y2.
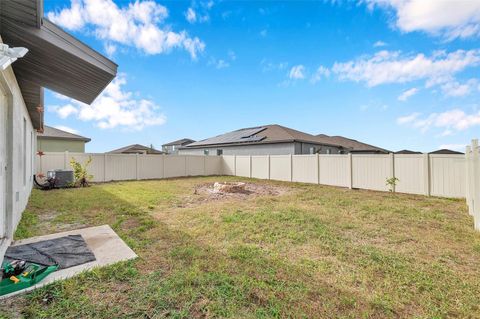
162 138 195 147
37 125 91 142
108 144 164 154
315 134 390 153
184 124 343 149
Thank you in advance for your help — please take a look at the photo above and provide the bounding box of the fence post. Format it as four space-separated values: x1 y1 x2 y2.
290 154 293 182
423 153 430 196
234 155 237 176
203 155 206 176
472 139 480 230
184 155 187 176
316 153 320 184
347 153 353 189
135 153 140 180
64 151 69 169
103 153 107 182
267 155 271 180
466 145 473 216
162 154 166 179
389 153 395 192
249 155 252 178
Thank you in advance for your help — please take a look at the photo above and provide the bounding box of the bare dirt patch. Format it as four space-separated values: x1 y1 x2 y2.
166 181 291 210
189 182 289 203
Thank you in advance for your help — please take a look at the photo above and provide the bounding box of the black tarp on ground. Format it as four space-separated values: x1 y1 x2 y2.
4 235 96 269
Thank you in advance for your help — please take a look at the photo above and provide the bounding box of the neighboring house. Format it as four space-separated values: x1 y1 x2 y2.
37 126 91 152
108 144 164 155
162 138 195 154
395 150 422 154
0 0 116 260
179 124 346 155
429 149 464 155
316 134 390 154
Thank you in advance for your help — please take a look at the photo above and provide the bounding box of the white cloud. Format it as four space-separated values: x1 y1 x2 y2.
330 49 480 97
311 66 331 83
208 57 230 69
398 87 418 101
397 109 480 133
49 74 166 130
439 144 467 151
54 125 80 135
52 104 79 119
215 59 229 69
396 112 420 125
185 1 213 24
332 49 480 87
373 40 387 47
289 65 306 80
366 0 480 40
48 0 205 59
441 79 479 97
185 7 197 23
104 43 117 57
261 59 288 72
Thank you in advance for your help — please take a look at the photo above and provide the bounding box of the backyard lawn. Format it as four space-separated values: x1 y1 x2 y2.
1 176 479 318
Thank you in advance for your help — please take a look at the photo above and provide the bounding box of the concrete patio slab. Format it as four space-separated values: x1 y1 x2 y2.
1 225 137 299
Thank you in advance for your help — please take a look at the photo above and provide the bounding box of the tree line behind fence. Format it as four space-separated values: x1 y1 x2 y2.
36 141 480 230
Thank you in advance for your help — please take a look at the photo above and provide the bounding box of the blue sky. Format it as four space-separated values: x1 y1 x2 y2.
43 0 480 152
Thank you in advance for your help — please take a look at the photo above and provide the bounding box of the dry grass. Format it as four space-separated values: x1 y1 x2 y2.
1 176 479 318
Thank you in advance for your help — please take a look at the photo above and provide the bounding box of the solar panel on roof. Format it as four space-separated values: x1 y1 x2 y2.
187 127 266 146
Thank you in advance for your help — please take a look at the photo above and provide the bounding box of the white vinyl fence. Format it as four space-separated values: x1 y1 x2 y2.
36 151 470 198
36 152 223 183
221 153 466 198
37 142 480 230
466 140 480 230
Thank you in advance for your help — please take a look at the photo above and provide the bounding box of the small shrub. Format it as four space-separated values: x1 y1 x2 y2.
386 177 399 192
70 156 93 187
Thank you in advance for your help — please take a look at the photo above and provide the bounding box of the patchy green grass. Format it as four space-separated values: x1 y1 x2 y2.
1 176 479 318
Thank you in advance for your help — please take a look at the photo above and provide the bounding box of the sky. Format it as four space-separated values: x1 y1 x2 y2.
42 0 480 153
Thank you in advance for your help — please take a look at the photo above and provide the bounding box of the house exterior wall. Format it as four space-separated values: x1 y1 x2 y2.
295 142 343 155
179 142 343 156
163 144 179 155
0 65 36 261
178 143 297 156
37 138 86 153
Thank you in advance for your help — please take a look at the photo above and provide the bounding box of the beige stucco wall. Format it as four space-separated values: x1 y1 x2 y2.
0 59 36 261
37 138 86 153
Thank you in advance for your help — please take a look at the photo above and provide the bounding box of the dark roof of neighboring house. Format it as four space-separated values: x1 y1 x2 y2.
429 149 464 155
108 144 164 154
183 124 344 149
0 0 117 130
162 138 195 147
395 150 422 154
315 134 390 153
37 125 91 142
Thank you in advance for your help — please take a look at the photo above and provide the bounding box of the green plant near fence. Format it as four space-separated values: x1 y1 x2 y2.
70 156 93 187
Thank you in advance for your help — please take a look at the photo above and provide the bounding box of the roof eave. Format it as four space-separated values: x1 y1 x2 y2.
181 139 345 150
0 0 118 130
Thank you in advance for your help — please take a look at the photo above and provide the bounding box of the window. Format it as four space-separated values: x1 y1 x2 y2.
204 150 209 155
172 145 176 151
23 118 26 186
216 149 223 156
326 149 331 155
309 147 316 154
